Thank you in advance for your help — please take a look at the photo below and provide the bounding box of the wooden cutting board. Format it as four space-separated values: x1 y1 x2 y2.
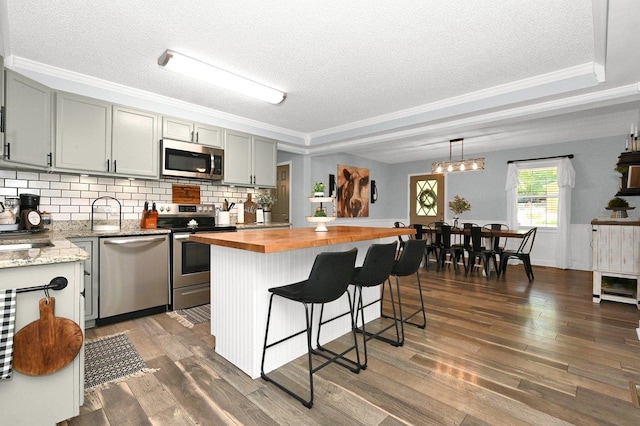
13 297 83 376
244 194 257 224
172 184 201 204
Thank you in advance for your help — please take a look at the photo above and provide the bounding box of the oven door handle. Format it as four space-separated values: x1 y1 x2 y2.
173 234 194 241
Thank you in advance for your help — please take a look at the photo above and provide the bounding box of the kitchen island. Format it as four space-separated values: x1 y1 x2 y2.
190 225 414 379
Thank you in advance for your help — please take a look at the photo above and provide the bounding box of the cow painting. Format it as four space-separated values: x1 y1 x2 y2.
337 165 370 217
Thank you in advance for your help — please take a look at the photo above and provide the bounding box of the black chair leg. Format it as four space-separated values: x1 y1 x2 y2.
315 292 361 373
399 272 426 329
370 277 404 347
261 295 315 408
523 255 534 281
262 295 362 409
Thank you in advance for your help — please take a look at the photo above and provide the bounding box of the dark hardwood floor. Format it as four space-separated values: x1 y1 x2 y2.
63 263 640 425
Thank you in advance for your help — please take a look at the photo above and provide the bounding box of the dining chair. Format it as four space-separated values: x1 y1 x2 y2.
500 227 537 282
438 224 463 273
483 223 509 264
260 248 359 408
451 222 475 271
393 221 411 249
424 221 445 271
465 226 500 280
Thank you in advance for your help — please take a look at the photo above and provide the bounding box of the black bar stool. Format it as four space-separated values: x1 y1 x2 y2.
260 248 359 408
381 238 428 341
320 241 398 369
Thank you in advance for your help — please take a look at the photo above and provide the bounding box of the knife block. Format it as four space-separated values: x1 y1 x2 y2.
140 210 158 229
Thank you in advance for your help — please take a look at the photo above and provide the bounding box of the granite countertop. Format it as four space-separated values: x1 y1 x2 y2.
0 219 289 269
0 224 170 269
0 231 90 269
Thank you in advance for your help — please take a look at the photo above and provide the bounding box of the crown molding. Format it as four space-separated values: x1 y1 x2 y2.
304 83 640 156
7 55 307 144
309 63 599 145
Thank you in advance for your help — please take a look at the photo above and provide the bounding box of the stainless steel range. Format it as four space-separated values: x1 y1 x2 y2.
156 203 236 310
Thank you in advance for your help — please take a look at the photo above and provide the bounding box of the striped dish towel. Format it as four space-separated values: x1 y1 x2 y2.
0 289 17 380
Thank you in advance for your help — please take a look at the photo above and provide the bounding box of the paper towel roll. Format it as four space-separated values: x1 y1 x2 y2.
236 202 244 223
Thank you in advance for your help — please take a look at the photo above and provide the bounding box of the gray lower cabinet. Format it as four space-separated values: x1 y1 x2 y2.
70 237 99 328
0 260 84 425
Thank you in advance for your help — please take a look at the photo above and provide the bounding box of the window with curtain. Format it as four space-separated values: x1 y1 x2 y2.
505 157 574 269
517 166 559 228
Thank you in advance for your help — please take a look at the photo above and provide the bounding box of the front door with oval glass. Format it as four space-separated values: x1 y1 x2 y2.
410 174 444 225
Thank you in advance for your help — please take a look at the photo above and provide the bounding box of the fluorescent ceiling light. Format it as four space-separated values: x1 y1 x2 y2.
158 49 286 105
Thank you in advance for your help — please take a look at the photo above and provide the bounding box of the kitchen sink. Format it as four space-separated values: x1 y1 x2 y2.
0 241 54 251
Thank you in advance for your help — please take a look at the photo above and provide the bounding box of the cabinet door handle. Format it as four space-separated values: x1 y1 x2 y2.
196 131 199 142
191 130 195 142
106 159 110 172
3 142 9 160
47 152 52 166
113 160 117 173
0 106 5 133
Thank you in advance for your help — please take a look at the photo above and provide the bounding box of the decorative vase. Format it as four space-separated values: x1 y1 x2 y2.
453 216 459 228
263 210 272 223
314 192 324 197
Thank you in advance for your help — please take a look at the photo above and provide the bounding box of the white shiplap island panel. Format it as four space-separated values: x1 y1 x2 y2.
191 226 414 379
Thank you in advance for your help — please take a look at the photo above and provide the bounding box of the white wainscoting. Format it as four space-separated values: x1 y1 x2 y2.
210 237 395 379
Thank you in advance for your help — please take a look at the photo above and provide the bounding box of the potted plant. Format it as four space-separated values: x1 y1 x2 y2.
606 196 634 218
256 193 277 223
313 182 325 197
314 207 327 217
448 195 471 227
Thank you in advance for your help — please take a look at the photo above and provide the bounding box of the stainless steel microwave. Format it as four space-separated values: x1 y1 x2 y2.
161 139 224 180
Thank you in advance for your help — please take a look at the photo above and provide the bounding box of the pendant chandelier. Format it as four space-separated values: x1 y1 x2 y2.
431 138 485 174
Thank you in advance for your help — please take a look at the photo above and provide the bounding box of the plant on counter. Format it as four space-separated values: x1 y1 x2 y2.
256 193 277 210
313 182 325 195
314 207 327 217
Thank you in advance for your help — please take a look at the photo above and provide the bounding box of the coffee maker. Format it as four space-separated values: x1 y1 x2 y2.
19 193 43 230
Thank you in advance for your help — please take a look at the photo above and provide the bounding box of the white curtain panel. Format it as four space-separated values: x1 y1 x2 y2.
556 157 576 269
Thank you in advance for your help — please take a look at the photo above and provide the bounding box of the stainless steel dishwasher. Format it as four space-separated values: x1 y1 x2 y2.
99 234 170 322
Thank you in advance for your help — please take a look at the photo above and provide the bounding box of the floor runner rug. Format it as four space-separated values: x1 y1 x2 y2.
84 332 153 389
166 304 210 328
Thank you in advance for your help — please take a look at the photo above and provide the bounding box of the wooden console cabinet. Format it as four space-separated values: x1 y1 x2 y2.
591 219 640 308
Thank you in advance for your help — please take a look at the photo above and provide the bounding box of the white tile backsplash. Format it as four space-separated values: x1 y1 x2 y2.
1 169 269 222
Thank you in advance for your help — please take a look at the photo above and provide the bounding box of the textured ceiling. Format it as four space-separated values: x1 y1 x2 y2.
2 0 640 163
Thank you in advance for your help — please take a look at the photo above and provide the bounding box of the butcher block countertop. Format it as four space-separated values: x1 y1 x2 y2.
189 225 415 254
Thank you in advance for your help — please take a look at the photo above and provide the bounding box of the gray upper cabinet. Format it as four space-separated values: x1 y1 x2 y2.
162 116 222 147
2 70 53 168
112 106 159 177
55 92 111 173
56 92 159 178
223 129 276 187
253 136 277 187
223 129 252 185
